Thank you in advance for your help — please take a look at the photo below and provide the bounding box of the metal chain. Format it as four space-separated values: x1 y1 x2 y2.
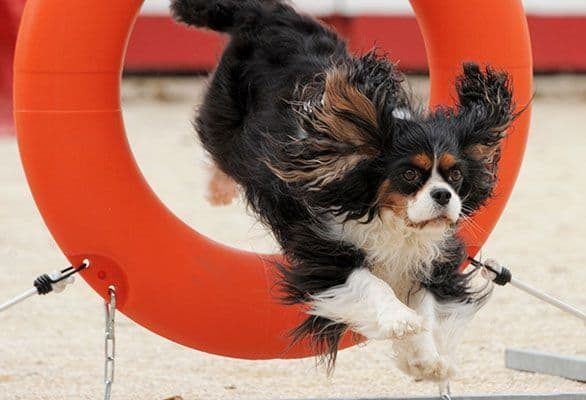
439 381 452 400
104 286 116 400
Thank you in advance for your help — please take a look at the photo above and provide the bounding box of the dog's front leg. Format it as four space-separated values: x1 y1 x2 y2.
395 271 494 385
308 268 424 340
394 289 455 383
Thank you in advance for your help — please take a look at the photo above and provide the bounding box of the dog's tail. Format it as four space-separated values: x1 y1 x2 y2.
170 0 287 34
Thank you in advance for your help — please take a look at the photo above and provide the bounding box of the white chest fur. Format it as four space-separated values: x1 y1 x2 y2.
331 210 449 300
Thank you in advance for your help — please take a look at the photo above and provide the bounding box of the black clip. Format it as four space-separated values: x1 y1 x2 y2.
468 257 512 286
33 261 90 295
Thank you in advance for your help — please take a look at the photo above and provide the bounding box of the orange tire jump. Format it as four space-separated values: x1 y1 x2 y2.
14 0 532 359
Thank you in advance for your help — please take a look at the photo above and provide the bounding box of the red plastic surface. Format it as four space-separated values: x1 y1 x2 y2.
14 0 532 359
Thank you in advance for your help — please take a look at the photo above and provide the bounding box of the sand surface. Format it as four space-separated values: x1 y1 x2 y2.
0 75 585 399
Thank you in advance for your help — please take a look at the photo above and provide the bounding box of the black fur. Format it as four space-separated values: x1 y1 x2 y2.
172 0 517 367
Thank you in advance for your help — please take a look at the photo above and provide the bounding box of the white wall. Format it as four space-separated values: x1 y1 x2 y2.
140 0 337 15
141 0 586 15
340 0 586 15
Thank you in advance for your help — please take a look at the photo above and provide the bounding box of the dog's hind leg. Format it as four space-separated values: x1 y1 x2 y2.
206 163 238 206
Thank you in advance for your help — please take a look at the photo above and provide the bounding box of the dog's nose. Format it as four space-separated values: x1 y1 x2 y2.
431 189 451 206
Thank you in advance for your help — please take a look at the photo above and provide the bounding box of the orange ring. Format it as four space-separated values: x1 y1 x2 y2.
14 0 532 359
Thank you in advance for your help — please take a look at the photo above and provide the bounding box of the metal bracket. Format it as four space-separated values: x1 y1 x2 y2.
506 348 586 383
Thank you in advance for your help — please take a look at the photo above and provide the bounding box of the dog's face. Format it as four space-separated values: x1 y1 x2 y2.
269 59 516 233
378 147 464 231
375 109 506 233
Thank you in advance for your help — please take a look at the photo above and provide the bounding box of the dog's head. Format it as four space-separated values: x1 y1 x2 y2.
269 58 517 233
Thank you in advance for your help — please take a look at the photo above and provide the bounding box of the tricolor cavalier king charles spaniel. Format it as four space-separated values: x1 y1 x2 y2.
172 0 519 388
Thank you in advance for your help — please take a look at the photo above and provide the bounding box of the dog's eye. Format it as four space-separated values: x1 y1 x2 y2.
448 168 463 182
403 169 420 182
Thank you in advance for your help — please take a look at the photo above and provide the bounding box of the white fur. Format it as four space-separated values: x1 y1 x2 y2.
327 163 460 286
392 107 413 120
308 268 423 340
432 270 494 355
394 290 455 383
394 272 494 385
408 166 462 225
318 212 450 342
331 210 449 286
310 162 489 383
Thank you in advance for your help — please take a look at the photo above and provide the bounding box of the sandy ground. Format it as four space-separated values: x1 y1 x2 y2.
1 74 585 400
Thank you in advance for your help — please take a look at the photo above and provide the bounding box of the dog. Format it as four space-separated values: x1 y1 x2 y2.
171 0 518 386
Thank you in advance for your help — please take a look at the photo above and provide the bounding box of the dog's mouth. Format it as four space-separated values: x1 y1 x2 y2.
407 215 456 229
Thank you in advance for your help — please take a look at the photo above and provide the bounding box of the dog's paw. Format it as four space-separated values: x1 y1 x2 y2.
377 308 424 340
397 352 455 382
406 354 455 382
206 167 238 206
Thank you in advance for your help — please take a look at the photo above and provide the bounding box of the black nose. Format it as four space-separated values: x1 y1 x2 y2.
431 189 452 206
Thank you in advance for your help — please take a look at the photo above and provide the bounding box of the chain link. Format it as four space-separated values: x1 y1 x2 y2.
104 286 116 400
439 381 451 400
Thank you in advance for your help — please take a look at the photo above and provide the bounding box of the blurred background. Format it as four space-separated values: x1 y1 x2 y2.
2 0 586 133
0 1 585 399
122 0 586 73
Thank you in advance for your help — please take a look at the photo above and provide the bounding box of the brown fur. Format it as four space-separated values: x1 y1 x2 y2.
438 153 457 170
376 179 410 219
311 67 379 147
466 143 499 162
268 152 370 190
268 67 381 188
411 153 433 171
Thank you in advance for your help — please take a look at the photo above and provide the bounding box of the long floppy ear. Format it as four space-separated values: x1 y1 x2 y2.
267 66 381 191
456 62 516 166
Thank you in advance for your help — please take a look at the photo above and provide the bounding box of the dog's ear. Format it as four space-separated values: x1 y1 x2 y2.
453 63 521 212
456 63 516 165
267 67 381 190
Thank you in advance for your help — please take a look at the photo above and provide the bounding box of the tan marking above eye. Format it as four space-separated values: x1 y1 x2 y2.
411 153 432 171
438 152 457 170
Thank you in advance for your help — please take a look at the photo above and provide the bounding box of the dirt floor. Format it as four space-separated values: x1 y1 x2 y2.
0 75 585 399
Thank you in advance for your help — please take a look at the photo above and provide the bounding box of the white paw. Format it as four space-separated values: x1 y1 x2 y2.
399 353 455 382
377 308 424 340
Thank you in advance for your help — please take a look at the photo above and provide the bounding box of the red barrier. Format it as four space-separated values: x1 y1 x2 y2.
14 0 531 359
125 15 586 73
0 0 24 135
